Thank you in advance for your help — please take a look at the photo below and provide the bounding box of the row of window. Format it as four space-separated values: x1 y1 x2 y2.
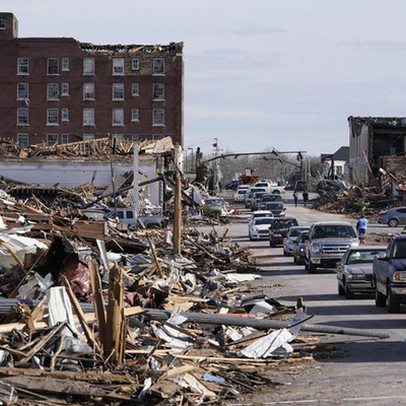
17 57 165 76
16 82 165 101
16 133 164 147
16 108 165 126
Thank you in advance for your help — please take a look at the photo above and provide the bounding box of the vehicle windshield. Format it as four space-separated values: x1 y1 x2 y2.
254 218 273 225
254 212 272 218
297 232 309 243
393 240 406 259
261 195 282 202
273 219 298 229
254 192 266 199
347 249 382 264
238 190 246 194
288 227 309 237
206 199 224 207
312 225 356 239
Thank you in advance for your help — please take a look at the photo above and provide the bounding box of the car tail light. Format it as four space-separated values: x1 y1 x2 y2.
378 212 386 216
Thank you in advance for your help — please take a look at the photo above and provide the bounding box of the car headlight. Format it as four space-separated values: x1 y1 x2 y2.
299 247 305 253
393 271 406 282
252 227 258 232
311 243 321 253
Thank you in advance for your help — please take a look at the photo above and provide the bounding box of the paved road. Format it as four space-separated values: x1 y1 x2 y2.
219 192 406 405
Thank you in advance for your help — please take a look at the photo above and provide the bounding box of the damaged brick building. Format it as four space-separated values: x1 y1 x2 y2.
348 116 406 185
0 12 184 147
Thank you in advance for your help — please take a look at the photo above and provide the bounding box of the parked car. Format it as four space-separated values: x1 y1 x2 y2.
337 246 385 299
294 180 308 192
258 194 283 210
248 210 274 226
292 230 310 264
233 188 248 203
304 222 359 273
247 188 267 209
269 217 299 247
377 207 406 227
262 202 285 217
249 217 275 240
283 226 310 256
374 235 406 312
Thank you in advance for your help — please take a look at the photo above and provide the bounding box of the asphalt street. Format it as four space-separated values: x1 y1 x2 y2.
220 191 406 406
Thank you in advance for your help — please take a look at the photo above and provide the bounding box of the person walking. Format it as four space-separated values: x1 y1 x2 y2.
356 214 368 243
302 190 309 207
293 191 298 207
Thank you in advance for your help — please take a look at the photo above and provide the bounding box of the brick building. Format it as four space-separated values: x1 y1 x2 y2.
0 12 184 147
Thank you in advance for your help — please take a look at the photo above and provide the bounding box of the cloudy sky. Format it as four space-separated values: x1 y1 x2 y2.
4 0 406 155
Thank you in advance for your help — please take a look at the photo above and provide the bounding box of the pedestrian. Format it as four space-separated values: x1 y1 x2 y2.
302 190 309 207
356 213 368 243
293 191 298 207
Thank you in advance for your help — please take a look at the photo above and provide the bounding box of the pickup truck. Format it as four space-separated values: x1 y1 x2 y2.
373 235 406 312
304 221 359 273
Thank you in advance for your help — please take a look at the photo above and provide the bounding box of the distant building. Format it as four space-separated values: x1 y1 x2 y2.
348 116 406 185
321 146 349 178
0 12 184 147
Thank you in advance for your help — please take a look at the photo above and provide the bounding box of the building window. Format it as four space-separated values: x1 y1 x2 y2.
153 109 165 126
132 134 139 141
153 58 165 75
112 83 124 100
17 58 29 75
61 134 69 144
83 83 95 100
83 134 95 141
131 108 139 122
112 109 124 126
153 83 165 100
47 58 59 75
131 83 139 96
17 83 29 100
112 58 124 75
0 19 5 30
153 134 164 140
47 134 58 146
17 133 28 147
62 58 69 71
131 58 139 70
47 83 59 100
113 134 124 141
61 108 69 121
47 108 59 125
83 58 95 75
83 108 95 126
17 108 29 125
61 83 69 96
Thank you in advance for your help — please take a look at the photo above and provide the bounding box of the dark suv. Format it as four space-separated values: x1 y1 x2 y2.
269 217 299 247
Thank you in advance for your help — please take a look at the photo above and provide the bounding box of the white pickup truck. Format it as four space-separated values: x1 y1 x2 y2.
254 181 285 194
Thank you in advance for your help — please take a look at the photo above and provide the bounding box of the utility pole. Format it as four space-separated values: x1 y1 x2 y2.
132 142 139 224
212 138 220 194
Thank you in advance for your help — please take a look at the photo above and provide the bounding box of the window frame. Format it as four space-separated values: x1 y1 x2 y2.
17 108 29 126
153 109 165 126
17 58 29 75
113 133 124 141
61 108 69 121
61 134 69 144
112 108 124 126
83 58 95 75
0 19 5 30
47 108 59 125
61 58 69 71
131 58 139 71
153 58 165 75
47 83 59 101
47 58 59 75
112 58 125 76
17 83 29 100
17 133 29 147
132 134 139 141
131 108 139 122
61 83 69 96
112 83 125 100
131 83 139 97
153 134 164 141
83 108 95 126
83 83 95 100
47 134 58 146
153 83 165 100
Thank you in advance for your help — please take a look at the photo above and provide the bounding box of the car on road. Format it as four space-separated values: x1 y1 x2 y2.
244 188 266 208
251 191 268 211
337 246 385 299
374 235 406 312
262 202 285 217
269 217 299 247
233 188 248 203
258 194 283 209
294 180 308 192
249 217 275 240
292 230 310 264
377 207 406 227
304 222 359 273
248 210 273 226
283 226 310 256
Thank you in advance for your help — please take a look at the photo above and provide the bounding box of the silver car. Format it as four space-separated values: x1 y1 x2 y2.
337 246 385 299
283 226 310 256
377 207 406 227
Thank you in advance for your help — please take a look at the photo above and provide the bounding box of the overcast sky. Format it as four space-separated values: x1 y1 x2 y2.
4 0 406 155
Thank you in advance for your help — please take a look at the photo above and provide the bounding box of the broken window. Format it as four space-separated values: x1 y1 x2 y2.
83 108 95 126
61 83 69 96
112 109 124 126
47 58 59 75
61 134 69 144
61 108 69 121
83 58 95 75
47 83 59 100
17 58 29 75
153 83 165 100
83 83 95 100
17 83 29 100
113 83 124 100
62 58 69 71
17 108 29 125
17 133 28 147
131 108 139 121
47 108 59 125
153 58 165 75
112 58 124 75
132 58 139 70
153 109 164 126
131 83 139 96
47 134 58 146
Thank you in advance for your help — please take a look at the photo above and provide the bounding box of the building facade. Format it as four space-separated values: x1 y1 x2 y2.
0 13 184 147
